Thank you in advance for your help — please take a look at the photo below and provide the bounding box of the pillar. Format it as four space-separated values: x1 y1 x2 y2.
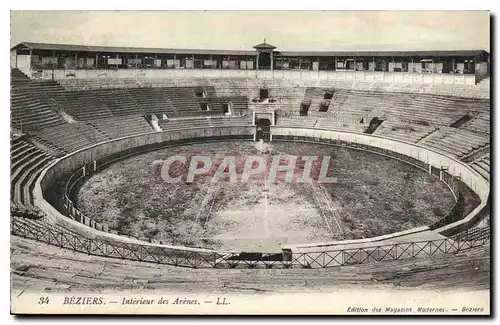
93 160 97 172
135 53 138 69
392 57 395 81
411 57 414 83
270 51 273 70
192 54 195 69
432 57 435 83
95 53 98 68
75 52 78 68
256 53 259 70
52 50 57 70
28 49 33 70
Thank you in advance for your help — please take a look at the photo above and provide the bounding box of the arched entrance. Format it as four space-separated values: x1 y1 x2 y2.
256 118 272 142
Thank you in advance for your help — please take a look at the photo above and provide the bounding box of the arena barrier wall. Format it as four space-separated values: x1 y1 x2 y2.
271 127 490 239
27 125 489 268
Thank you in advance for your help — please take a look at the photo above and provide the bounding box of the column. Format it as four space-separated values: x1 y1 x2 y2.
52 50 57 70
270 51 273 70
75 52 78 69
135 54 138 69
432 57 435 84
192 54 195 69
411 57 414 83
95 53 98 68
29 49 33 70
392 57 395 81
256 53 259 70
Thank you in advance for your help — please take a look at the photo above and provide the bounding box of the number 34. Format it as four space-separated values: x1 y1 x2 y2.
38 296 50 305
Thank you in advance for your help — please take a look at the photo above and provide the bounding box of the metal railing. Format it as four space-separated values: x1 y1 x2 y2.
11 216 489 269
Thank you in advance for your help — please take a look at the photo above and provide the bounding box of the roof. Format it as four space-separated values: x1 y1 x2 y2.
253 42 277 49
11 42 255 56
277 50 490 57
11 42 489 58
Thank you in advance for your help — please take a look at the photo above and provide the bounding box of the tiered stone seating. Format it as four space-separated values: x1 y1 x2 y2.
301 88 332 114
162 87 202 112
333 89 489 127
276 117 317 129
460 113 490 134
88 116 154 139
417 127 489 159
220 96 249 111
373 120 437 143
50 90 114 120
55 78 225 118
315 118 366 133
57 78 139 90
11 201 45 220
276 86 308 109
94 89 144 116
30 123 109 154
11 69 67 130
127 88 176 115
470 155 490 181
203 86 223 112
276 116 367 133
10 137 55 205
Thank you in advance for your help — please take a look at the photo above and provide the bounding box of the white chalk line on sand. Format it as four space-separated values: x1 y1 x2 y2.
263 173 271 238
312 182 344 236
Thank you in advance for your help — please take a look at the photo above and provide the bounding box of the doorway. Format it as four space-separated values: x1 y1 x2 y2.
258 52 271 70
256 118 272 142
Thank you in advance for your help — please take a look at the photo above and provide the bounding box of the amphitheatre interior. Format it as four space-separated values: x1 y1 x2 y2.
10 42 490 292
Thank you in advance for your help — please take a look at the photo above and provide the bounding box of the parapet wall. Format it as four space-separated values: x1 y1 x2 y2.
40 68 477 85
43 69 489 99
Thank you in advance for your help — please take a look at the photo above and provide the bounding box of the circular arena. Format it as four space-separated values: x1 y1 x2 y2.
75 140 457 252
10 41 490 296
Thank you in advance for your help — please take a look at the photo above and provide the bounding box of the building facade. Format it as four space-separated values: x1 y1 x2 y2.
11 41 490 84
